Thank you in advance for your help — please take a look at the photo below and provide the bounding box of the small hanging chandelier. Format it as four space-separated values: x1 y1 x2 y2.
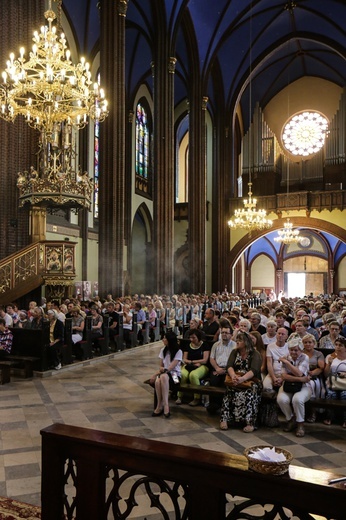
274 218 303 244
228 182 273 233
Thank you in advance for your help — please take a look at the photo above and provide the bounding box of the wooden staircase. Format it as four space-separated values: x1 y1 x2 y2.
0 241 77 305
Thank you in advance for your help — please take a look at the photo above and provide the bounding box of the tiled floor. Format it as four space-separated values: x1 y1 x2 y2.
0 342 345 508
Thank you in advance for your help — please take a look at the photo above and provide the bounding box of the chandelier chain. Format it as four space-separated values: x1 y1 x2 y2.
0 0 109 210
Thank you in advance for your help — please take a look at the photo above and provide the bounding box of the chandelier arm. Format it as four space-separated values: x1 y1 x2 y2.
0 0 108 210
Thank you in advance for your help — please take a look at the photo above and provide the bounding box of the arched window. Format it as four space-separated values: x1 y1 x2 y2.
135 101 152 196
94 74 101 218
176 114 189 203
136 103 149 178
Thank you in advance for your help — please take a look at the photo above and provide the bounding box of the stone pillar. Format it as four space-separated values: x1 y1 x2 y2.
98 0 127 296
188 93 208 293
276 268 283 295
152 56 176 295
329 268 335 295
212 110 233 292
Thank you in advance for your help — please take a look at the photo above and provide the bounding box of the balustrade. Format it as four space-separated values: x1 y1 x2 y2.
41 423 345 520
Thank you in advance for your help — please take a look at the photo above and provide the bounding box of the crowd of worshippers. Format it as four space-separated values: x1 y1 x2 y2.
0 292 345 434
146 292 346 435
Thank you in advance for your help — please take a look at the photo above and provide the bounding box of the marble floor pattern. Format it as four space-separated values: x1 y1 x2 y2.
0 342 345 511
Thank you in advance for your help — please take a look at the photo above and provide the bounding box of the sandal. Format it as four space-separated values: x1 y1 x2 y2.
296 424 305 437
306 413 316 423
323 419 331 426
220 421 228 431
243 424 254 433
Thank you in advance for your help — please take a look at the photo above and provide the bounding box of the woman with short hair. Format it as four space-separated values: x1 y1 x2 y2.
276 337 311 437
323 337 346 428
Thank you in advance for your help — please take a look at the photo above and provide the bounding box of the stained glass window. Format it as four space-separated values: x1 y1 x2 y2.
94 75 100 218
136 103 149 178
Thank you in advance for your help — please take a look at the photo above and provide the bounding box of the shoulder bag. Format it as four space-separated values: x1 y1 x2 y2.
283 381 303 393
329 361 346 391
225 373 256 390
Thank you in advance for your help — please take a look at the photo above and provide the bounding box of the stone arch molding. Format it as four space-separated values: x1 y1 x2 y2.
132 202 152 243
229 216 346 271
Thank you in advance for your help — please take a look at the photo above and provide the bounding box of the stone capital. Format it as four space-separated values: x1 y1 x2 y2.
117 0 128 17
168 57 177 74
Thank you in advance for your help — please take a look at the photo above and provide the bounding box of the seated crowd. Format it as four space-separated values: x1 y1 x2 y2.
146 290 346 435
0 291 346 435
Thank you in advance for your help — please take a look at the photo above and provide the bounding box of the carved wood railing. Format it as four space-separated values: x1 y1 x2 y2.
0 240 76 303
41 423 345 520
229 189 346 215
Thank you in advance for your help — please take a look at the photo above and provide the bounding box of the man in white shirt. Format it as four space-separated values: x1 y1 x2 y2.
263 327 289 392
207 325 236 414
0 307 13 328
51 300 66 323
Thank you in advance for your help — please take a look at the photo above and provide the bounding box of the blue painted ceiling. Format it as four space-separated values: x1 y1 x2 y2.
61 0 346 124
59 1 345 257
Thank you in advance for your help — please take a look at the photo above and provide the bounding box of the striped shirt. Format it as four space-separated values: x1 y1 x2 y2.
210 339 236 368
0 328 13 353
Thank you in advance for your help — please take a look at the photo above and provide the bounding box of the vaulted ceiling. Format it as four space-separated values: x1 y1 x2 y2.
62 0 346 126
59 1 346 270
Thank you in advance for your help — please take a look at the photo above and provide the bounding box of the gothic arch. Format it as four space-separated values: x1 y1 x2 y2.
130 203 153 294
229 216 346 293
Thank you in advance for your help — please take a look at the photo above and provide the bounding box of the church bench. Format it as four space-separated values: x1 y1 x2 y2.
144 379 346 413
10 326 50 371
0 360 17 384
6 355 40 378
307 397 346 410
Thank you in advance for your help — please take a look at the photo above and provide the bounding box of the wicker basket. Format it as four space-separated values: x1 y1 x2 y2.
244 445 293 476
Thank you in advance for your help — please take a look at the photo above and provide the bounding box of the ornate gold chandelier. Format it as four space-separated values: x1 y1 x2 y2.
274 218 303 244
0 0 108 210
228 182 273 233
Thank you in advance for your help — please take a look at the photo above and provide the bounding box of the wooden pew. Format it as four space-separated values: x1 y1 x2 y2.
152 316 161 342
83 314 110 359
10 324 50 371
0 360 17 384
144 379 346 416
6 355 40 378
141 317 150 345
61 318 73 365
128 312 138 348
114 313 124 351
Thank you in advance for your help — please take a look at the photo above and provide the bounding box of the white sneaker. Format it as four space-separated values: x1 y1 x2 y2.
175 398 182 405
54 363 61 370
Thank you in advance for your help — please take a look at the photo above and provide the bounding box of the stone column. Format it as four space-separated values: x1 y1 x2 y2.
98 0 127 296
152 56 176 295
188 93 208 293
212 110 233 291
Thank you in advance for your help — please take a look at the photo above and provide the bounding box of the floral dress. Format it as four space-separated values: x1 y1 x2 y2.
220 350 262 426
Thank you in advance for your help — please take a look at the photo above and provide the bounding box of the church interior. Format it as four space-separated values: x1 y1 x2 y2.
0 0 345 303
0 1 345 517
